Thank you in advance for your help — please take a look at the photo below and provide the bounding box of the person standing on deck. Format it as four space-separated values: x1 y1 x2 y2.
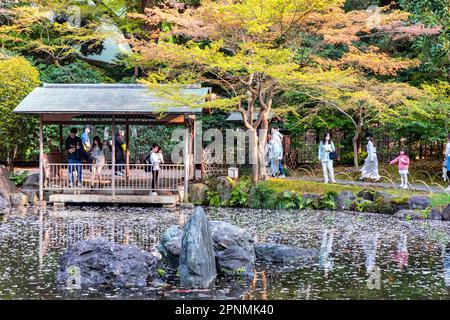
65 127 83 187
318 133 336 184
90 136 106 188
115 129 126 176
359 133 381 182
149 144 161 196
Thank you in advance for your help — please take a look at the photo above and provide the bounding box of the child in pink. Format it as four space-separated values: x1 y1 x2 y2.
389 149 410 189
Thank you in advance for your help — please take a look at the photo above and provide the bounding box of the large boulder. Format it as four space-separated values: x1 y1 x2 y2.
179 207 217 288
210 220 255 262
0 192 11 214
408 196 431 210
442 205 450 221
0 165 15 194
188 183 209 205
158 225 183 269
21 173 39 190
391 197 410 211
216 246 254 279
336 191 355 210
10 193 28 207
56 238 160 288
216 178 233 203
373 191 395 214
255 243 318 265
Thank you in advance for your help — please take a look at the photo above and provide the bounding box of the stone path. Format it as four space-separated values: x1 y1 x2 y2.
290 176 449 194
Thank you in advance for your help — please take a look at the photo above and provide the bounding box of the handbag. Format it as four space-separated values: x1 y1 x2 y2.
329 151 337 161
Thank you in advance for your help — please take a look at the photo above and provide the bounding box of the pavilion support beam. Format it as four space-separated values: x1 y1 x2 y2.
39 116 44 204
183 116 190 202
111 116 116 198
125 121 130 181
59 124 63 152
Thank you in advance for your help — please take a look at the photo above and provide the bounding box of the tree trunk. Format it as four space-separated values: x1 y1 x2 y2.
250 129 259 184
258 114 269 180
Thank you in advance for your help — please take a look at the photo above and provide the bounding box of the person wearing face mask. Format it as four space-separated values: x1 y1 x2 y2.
318 133 336 184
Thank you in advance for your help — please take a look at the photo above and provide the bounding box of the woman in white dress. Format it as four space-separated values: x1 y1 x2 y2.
360 134 380 181
318 133 336 183
90 136 106 188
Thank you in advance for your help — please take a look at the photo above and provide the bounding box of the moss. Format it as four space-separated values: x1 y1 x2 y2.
391 197 409 205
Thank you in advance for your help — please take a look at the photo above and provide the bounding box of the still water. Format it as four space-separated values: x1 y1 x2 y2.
1 206 450 300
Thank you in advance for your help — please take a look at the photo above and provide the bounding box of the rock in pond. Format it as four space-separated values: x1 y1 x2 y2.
442 205 450 221
216 246 254 279
336 191 355 210
210 220 255 262
179 207 217 288
0 192 11 214
357 189 376 202
255 243 318 265
57 238 160 288
394 210 426 220
429 208 442 221
10 193 28 207
407 196 431 210
188 183 209 205
158 225 182 269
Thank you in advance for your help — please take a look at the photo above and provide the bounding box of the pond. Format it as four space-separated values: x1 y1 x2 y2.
1 206 450 300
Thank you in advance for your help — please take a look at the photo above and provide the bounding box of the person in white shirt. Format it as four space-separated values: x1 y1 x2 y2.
359 134 380 181
149 144 161 196
444 135 450 190
318 133 336 183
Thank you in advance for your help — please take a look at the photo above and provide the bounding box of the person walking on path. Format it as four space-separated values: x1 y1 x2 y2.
359 134 380 182
65 127 83 188
318 133 336 184
389 148 410 189
271 127 286 178
444 134 450 188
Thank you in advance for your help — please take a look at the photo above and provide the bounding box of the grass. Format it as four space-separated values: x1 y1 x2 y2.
431 194 450 208
263 178 449 208
264 178 417 197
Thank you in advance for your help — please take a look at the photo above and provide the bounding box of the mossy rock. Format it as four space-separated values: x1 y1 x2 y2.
391 197 409 205
357 189 377 202
373 192 396 214
352 198 376 213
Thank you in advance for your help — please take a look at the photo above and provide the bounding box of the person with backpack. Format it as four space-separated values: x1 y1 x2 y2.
65 127 83 187
318 133 337 184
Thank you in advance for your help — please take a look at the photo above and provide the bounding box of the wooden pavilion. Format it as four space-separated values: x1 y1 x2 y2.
13 83 210 206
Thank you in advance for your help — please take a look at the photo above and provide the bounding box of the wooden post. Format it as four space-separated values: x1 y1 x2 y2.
111 115 116 197
125 121 130 181
59 124 63 152
184 116 190 202
39 116 44 204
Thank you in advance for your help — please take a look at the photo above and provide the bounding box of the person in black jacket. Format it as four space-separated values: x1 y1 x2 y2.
65 127 83 187
115 129 126 176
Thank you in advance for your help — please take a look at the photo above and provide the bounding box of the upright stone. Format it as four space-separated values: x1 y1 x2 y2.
179 207 217 288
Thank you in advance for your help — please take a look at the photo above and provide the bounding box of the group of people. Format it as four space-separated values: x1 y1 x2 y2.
318 133 412 189
64 126 164 193
265 127 286 178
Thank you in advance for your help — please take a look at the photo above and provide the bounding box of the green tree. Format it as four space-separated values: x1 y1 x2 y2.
0 55 40 169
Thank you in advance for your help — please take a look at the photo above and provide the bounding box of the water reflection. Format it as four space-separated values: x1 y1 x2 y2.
1 207 450 299
319 229 334 277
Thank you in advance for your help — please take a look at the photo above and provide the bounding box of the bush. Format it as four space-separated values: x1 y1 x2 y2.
318 192 337 210
249 183 277 209
206 190 221 207
228 177 251 207
275 190 297 210
9 170 28 187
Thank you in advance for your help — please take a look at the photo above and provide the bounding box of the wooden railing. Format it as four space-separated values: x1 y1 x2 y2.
44 163 185 192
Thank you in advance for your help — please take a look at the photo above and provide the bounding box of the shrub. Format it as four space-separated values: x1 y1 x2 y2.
275 190 297 210
249 183 277 209
228 177 251 207
9 170 28 187
207 190 221 207
318 192 337 210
